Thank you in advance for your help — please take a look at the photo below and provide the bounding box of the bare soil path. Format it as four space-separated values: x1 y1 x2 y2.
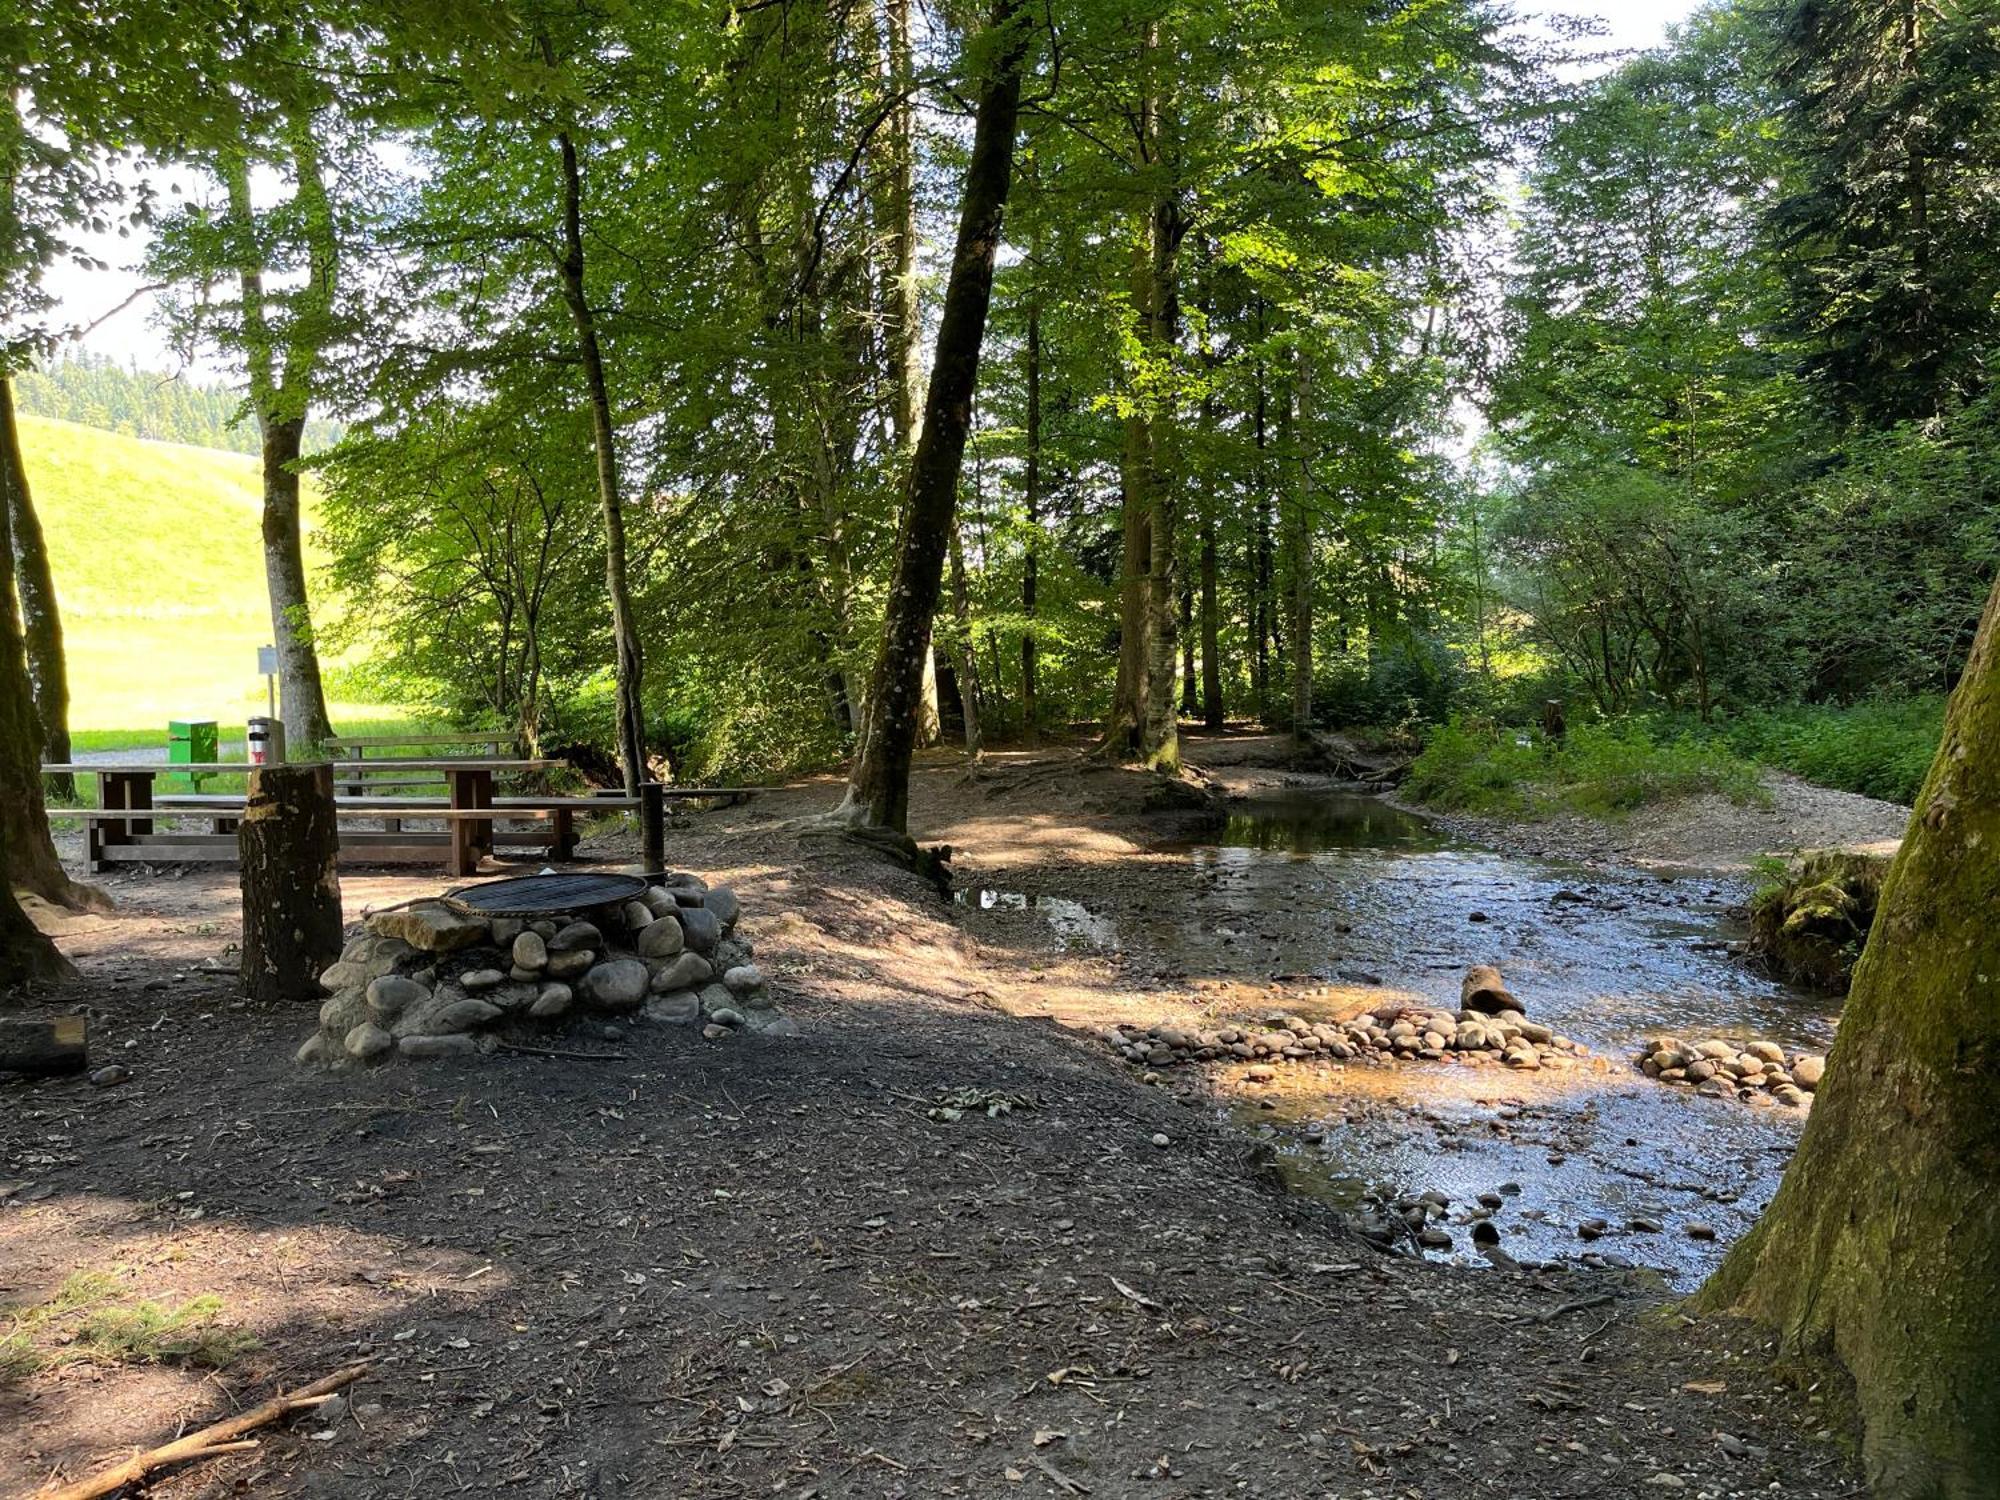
2 742 1864 1498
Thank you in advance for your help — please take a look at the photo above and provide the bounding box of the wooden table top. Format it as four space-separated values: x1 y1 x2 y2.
43 759 564 776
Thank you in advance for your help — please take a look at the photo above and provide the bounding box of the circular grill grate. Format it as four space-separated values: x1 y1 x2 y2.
442 871 650 918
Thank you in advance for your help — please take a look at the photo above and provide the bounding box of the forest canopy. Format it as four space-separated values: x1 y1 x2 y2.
6 0 1992 791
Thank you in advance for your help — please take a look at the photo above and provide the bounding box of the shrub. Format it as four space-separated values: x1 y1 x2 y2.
1405 714 1765 817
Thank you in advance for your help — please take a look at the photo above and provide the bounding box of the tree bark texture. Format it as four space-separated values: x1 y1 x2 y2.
2 379 71 794
257 416 335 750
238 762 343 1005
0 401 94 925
1020 296 1042 745
1282 369 1312 738
1696 574 2000 1498
836 0 1027 832
948 525 983 754
1103 38 1182 770
553 126 647 797
223 150 335 752
1200 514 1222 729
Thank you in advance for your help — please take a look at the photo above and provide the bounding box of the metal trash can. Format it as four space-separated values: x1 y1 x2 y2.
168 719 218 789
247 716 286 766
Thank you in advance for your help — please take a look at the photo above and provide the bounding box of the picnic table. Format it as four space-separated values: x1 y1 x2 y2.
43 759 568 876
320 731 514 798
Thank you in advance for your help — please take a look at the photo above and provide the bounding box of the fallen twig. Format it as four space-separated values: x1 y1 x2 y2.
40 1362 372 1500
1537 1293 1616 1325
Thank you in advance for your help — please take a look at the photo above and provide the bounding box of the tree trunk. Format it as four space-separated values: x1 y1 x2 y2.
223 146 336 754
1282 368 1311 739
834 0 1027 833
947 525 983 755
1179 582 1197 715
257 417 335 751
1020 296 1042 746
0 884 70 989
0 401 96 921
1251 352 1272 722
238 762 343 1005
877 0 922 449
1103 35 1182 770
1200 513 1222 729
2 379 71 796
1696 573 2000 1498
553 127 646 797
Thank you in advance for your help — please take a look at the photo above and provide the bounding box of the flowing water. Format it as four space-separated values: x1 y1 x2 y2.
978 792 1837 1284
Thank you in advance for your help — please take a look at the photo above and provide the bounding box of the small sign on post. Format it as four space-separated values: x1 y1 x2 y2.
258 645 279 723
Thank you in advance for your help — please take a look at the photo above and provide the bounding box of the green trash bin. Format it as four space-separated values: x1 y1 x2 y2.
168 719 218 790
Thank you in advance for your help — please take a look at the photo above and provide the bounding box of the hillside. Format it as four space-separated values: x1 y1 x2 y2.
16 414 376 739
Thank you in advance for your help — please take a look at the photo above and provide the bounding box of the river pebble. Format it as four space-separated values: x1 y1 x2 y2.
1634 1034 1825 1108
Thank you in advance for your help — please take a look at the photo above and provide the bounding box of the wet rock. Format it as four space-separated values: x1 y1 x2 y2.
1576 1218 1608 1240
1471 1221 1500 1247
1417 1227 1453 1249
1745 1039 1786 1065
1477 1191 1504 1210
1461 964 1525 1016
511 931 549 970
1791 1055 1825 1089
1685 1222 1717 1241
1628 1217 1664 1234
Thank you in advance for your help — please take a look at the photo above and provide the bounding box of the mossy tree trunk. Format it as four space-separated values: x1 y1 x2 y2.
1696 574 2000 1498
0 388 99 932
2 377 72 796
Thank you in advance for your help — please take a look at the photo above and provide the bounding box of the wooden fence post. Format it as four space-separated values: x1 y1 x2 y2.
641 782 665 872
239 763 344 1003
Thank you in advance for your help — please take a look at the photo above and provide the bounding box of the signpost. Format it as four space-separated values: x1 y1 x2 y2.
258 645 278 721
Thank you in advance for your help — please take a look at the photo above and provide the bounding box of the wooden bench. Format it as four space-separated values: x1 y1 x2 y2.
322 732 511 800
68 797 640 873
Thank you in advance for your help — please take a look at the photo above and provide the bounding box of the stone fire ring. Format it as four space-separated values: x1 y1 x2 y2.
297 869 790 1067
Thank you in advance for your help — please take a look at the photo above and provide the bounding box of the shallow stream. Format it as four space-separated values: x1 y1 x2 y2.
974 792 1837 1284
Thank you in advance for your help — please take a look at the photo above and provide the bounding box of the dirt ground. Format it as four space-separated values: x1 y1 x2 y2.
2 736 1866 1499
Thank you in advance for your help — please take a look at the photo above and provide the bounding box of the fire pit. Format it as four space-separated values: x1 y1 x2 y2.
296 869 788 1066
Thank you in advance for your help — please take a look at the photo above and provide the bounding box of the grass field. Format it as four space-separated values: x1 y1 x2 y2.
19 414 405 745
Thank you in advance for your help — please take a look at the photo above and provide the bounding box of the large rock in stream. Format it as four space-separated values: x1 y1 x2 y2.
1749 848 1889 992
